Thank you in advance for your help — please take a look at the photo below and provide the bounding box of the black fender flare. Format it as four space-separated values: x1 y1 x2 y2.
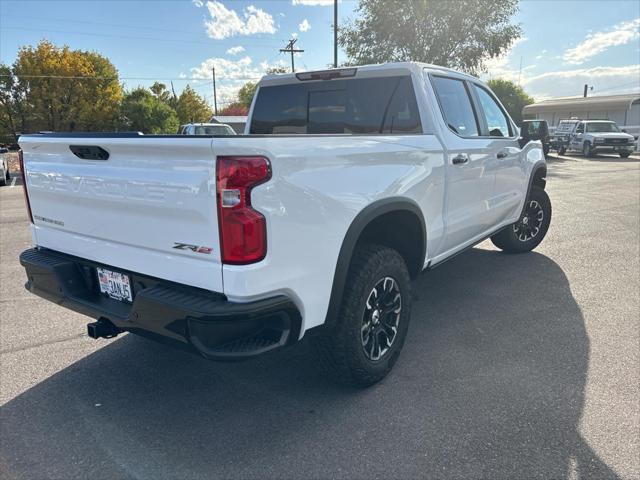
521 161 547 217
322 197 426 330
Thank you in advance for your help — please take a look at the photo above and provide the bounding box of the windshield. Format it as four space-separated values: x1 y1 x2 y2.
586 122 620 133
194 125 236 135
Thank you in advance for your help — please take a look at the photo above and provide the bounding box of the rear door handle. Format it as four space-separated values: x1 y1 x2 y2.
452 154 469 165
496 151 508 159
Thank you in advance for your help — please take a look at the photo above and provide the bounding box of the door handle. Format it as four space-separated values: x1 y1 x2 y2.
496 151 508 159
452 154 469 165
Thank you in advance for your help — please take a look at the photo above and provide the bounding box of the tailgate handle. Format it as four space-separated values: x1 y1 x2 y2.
69 145 109 161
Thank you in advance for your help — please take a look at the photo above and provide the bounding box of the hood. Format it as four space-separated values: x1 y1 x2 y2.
587 132 634 139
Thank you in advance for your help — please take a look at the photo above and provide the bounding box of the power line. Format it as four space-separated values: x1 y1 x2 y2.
2 14 291 41
0 26 283 48
0 74 263 81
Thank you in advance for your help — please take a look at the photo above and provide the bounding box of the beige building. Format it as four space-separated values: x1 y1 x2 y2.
523 93 640 137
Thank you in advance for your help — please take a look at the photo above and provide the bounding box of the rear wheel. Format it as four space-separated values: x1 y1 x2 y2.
558 146 566 155
491 186 551 253
619 152 631 158
312 244 412 387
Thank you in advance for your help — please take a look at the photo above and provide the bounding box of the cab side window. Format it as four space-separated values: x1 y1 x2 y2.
576 124 584 134
473 84 512 137
431 76 479 137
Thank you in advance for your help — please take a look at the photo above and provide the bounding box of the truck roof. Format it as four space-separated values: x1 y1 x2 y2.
259 62 479 87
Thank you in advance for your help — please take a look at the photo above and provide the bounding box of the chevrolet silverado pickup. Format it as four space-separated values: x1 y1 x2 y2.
18 63 551 386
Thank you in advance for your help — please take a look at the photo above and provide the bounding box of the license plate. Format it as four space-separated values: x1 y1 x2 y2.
97 267 133 303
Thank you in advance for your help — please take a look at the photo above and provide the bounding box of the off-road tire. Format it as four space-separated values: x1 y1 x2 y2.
312 244 412 387
491 186 551 253
619 152 631 159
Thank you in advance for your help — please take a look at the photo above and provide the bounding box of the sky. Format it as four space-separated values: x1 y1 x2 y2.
0 0 639 108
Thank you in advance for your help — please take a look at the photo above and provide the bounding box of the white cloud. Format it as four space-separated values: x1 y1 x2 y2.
292 0 335 5
226 46 245 55
299 18 311 32
534 49 548 60
192 0 204 6
203 1 276 40
178 72 187 79
523 65 640 99
563 18 640 65
189 56 288 105
483 36 529 82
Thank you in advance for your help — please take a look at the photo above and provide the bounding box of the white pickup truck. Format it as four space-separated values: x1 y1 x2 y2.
18 63 550 386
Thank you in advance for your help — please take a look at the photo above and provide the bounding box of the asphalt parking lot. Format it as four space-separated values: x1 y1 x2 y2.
1 152 638 480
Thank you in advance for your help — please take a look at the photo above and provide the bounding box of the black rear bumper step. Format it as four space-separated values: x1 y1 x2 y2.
20 248 301 360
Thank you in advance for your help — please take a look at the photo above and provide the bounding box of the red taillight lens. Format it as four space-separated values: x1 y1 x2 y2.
216 156 271 264
18 150 34 224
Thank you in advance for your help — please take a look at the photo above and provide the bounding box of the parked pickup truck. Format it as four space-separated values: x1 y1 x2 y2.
18 63 550 386
566 120 635 158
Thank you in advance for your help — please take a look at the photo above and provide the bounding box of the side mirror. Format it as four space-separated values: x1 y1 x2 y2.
518 129 531 148
621 129 627 133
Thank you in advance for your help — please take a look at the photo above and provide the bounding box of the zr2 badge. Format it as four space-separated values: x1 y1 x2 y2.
173 242 213 254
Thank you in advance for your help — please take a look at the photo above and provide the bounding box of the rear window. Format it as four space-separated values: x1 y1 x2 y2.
557 121 578 133
250 76 422 135
194 125 235 135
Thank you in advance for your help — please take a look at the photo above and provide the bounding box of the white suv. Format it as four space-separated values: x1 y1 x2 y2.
178 123 236 135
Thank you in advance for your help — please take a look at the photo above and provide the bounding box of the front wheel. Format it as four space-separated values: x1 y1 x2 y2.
583 141 593 157
558 146 566 155
312 244 412 387
619 152 631 158
491 186 552 253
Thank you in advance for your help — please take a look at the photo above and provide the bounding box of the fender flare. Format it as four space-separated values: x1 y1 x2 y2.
521 161 547 217
322 197 426 330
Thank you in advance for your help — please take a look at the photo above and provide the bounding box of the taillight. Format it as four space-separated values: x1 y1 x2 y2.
18 150 34 224
216 156 271 264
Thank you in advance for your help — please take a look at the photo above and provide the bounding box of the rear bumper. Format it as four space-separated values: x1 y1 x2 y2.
20 248 301 360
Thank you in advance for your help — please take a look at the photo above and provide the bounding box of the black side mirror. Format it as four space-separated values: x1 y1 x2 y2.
518 129 531 148
621 129 627 133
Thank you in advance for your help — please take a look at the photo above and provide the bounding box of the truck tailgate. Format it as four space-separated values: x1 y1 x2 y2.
20 136 223 293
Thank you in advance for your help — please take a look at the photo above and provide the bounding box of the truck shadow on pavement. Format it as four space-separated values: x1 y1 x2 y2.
0 249 620 479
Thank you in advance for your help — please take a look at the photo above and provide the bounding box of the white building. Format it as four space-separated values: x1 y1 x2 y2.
522 93 640 137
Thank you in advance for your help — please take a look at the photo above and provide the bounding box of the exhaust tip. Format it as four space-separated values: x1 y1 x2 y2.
87 318 121 339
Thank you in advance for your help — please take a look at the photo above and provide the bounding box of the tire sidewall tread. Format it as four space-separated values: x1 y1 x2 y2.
313 244 412 387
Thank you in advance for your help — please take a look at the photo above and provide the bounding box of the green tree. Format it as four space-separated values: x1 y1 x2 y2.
119 87 179 134
487 79 534 125
237 82 258 109
150 81 174 106
340 0 522 74
0 40 122 137
175 85 212 124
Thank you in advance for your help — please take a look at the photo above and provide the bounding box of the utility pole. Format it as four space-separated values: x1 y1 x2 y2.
333 0 338 68
280 39 304 73
517 56 523 86
212 67 218 116
170 81 177 103
583 84 589 98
